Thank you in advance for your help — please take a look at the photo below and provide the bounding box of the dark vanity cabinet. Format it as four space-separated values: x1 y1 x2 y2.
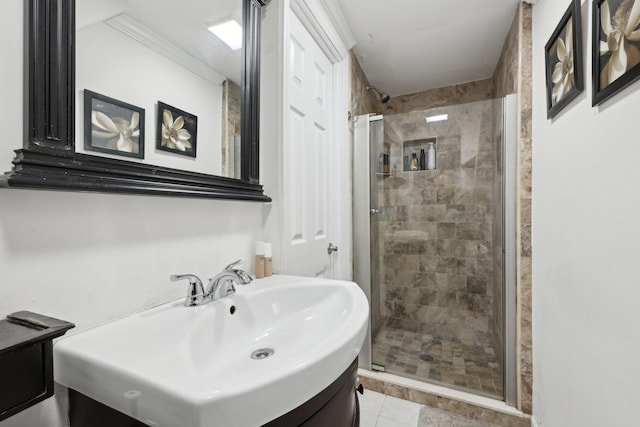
0 311 74 422
263 358 360 427
68 358 361 427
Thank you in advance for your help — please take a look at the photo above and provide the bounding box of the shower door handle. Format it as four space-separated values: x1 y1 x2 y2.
370 208 380 215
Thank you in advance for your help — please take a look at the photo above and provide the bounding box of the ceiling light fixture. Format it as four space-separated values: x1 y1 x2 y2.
207 19 243 51
425 114 448 123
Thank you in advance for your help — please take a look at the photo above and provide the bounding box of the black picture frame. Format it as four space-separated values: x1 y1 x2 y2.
592 0 640 106
156 102 198 158
545 0 583 119
84 90 145 159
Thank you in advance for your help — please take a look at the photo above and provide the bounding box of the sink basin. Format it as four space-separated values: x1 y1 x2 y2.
54 275 369 427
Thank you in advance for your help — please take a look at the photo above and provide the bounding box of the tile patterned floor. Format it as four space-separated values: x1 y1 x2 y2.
359 390 504 427
372 326 503 397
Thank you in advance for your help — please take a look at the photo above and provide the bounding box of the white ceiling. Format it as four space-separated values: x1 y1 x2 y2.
76 0 523 96
76 0 242 83
335 0 522 96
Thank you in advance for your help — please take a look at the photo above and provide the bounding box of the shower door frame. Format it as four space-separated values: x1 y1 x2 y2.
353 95 518 406
503 94 518 406
353 113 380 369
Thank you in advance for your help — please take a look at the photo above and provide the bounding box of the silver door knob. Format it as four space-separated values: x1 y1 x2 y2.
370 208 380 215
327 243 339 254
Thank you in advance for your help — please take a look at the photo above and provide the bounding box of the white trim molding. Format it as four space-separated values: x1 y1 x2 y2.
105 14 226 85
531 415 541 427
289 0 355 63
331 56 352 280
317 0 356 49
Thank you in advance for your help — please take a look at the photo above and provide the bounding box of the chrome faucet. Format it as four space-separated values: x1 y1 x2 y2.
170 274 205 307
171 260 253 307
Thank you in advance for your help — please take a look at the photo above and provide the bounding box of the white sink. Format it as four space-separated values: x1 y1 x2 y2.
54 275 369 427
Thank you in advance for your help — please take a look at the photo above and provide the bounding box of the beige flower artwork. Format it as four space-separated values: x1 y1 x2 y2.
91 110 140 153
599 0 640 88
156 102 197 158
551 18 575 104
161 109 192 152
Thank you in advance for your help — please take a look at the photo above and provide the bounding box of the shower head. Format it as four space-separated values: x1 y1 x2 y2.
366 85 391 104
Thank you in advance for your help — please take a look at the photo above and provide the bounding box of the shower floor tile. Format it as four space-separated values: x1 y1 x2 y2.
372 325 503 398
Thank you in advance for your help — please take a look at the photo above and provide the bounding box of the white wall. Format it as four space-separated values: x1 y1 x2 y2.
532 1 640 426
0 0 272 425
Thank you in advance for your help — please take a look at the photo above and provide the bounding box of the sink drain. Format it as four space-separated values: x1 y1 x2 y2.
250 348 275 360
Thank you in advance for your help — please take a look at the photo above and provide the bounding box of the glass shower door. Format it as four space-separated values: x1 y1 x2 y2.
369 100 506 398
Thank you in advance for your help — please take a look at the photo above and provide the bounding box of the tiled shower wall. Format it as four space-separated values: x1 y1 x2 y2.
376 101 499 346
350 1 532 412
492 3 533 413
221 79 241 177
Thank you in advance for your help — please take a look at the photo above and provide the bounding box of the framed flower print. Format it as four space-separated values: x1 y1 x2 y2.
84 90 145 159
592 0 640 105
545 0 584 119
156 102 198 158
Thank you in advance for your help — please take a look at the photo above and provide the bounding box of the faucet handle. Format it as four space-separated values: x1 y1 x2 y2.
222 260 253 285
170 274 205 307
223 259 243 271
221 259 252 285
235 269 253 285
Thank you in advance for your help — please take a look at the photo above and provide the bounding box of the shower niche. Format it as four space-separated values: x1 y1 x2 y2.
402 138 436 171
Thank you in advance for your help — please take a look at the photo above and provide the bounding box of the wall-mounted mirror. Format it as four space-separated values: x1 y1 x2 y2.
1 0 270 201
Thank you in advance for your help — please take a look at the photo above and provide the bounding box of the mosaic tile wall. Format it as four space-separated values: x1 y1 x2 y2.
516 3 533 414
375 100 499 347
381 79 494 116
491 3 534 413
221 79 241 177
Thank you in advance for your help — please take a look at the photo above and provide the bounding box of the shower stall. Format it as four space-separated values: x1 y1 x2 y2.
354 95 517 404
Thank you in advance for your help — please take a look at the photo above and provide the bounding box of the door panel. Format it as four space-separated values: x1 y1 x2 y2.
284 12 334 278
288 106 306 245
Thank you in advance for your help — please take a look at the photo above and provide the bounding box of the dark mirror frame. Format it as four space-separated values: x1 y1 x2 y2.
0 0 271 202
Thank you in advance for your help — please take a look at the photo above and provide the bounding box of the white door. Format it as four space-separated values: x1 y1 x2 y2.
283 12 335 278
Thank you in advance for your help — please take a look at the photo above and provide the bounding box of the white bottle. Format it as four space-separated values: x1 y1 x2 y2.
427 142 436 170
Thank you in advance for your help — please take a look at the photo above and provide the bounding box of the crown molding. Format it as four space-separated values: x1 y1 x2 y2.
290 0 356 63
105 14 226 85
317 0 356 49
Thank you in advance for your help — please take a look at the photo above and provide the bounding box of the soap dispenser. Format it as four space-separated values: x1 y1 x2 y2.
427 142 436 170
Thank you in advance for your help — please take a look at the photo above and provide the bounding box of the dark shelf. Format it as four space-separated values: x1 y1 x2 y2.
1 149 272 202
0 311 74 422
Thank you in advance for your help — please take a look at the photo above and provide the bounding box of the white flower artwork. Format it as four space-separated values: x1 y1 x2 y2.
91 111 140 153
545 0 583 118
598 0 640 88
156 102 198 158
551 18 575 105
85 90 145 159
161 110 192 152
